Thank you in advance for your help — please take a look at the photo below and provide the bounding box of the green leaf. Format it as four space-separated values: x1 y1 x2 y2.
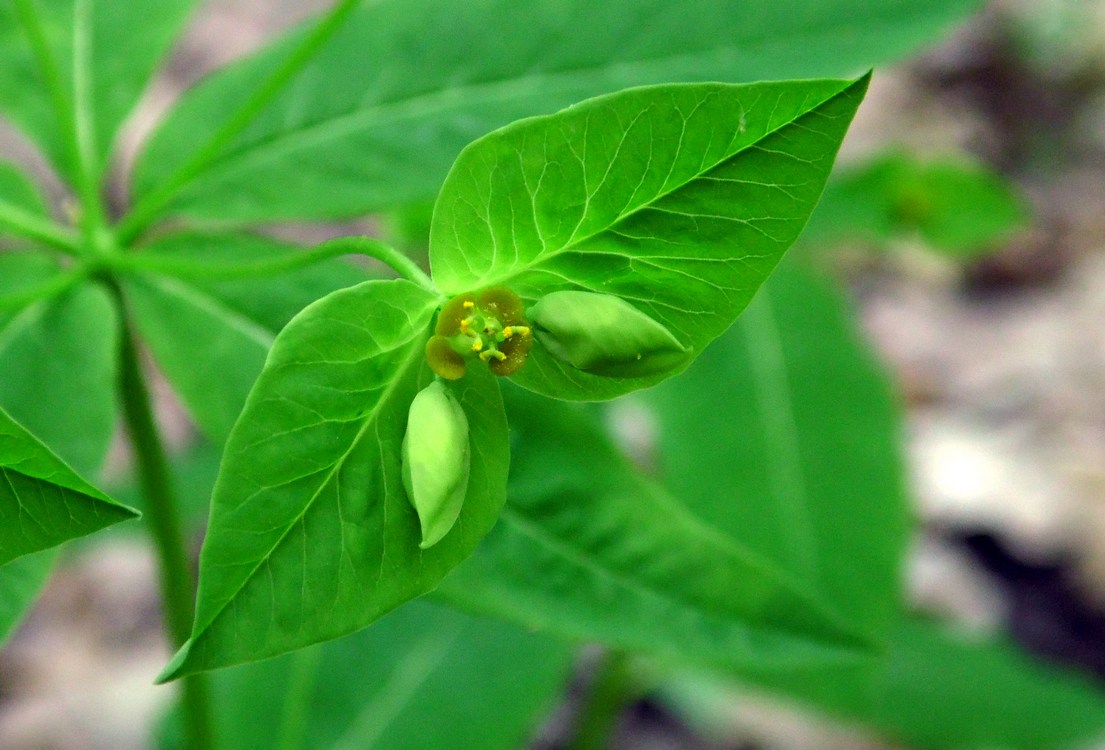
0 161 48 217
430 77 867 400
0 404 137 566
164 279 510 679
637 262 909 641
0 550 54 645
159 600 573 750
131 0 979 224
802 150 1029 256
439 385 871 680
667 615 1105 749
122 232 370 444
0 0 199 179
0 281 118 477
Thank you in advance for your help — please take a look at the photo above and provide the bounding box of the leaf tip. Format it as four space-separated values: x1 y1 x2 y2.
155 640 194 684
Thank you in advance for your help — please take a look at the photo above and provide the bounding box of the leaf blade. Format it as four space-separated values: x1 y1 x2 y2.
431 77 868 399
0 0 200 178
166 279 510 678
0 405 137 566
130 0 979 223
638 262 910 640
439 386 873 679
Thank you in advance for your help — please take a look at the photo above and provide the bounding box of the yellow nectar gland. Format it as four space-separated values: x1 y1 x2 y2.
426 288 534 379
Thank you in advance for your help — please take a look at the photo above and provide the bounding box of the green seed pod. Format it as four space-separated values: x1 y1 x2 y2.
401 380 471 549
528 291 687 377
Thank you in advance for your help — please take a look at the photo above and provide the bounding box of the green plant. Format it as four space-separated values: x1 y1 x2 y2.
2 2 1104 749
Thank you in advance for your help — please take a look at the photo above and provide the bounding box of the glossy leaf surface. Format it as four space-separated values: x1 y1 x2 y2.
160 601 573 750
0 405 136 565
440 385 871 679
165 280 510 679
431 78 867 400
639 262 909 641
132 0 978 223
0 0 198 177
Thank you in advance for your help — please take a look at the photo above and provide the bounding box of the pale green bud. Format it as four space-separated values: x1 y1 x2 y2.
527 291 687 377
401 380 471 549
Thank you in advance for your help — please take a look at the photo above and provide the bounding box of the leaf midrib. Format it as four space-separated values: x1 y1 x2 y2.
464 80 858 292
159 5 899 192
191 295 434 641
498 480 855 646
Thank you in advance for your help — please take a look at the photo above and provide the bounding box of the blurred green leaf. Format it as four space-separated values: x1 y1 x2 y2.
122 232 371 444
667 615 1105 749
802 150 1029 256
132 0 980 224
432 77 867 401
0 161 51 241
0 404 137 566
0 0 199 179
0 550 55 645
160 600 573 750
637 262 909 642
0 282 118 477
440 385 872 680
164 281 509 679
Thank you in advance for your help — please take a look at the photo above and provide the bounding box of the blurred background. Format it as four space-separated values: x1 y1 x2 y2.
2 0 1105 747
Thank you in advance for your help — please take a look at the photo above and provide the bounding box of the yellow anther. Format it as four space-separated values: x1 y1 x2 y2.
470 338 483 352
502 326 513 338
459 318 470 333
462 300 475 309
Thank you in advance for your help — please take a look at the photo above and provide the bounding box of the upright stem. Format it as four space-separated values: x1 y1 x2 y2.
117 301 215 750
566 651 641 750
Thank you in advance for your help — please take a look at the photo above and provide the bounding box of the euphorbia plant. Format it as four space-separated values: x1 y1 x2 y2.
9 2 1105 749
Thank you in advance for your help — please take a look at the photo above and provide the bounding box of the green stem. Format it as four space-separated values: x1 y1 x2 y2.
566 651 641 750
115 235 439 293
0 198 81 254
71 0 111 246
116 294 216 750
117 0 363 244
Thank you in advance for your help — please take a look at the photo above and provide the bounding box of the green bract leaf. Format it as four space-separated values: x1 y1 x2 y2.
122 232 370 444
0 0 199 178
430 78 868 399
0 282 118 476
638 262 909 641
131 0 978 224
0 550 55 645
803 150 1030 257
158 601 572 750
164 280 510 679
439 385 871 678
0 405 137 566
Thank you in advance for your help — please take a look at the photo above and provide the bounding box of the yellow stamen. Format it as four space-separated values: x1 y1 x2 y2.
470 338 483 352
462 300 475 309
459 318 470 333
